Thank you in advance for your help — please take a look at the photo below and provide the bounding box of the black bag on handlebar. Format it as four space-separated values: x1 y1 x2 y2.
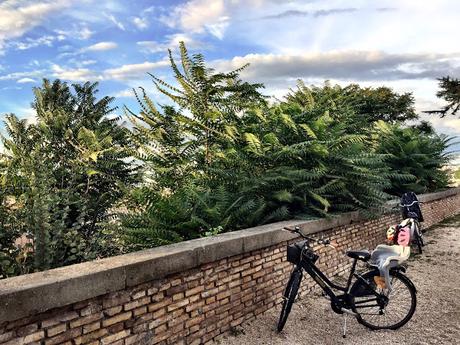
287 240 318 265
287 241 306 264
400 192 424 222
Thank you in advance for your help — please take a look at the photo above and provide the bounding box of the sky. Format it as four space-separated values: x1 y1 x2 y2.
0 0 460 159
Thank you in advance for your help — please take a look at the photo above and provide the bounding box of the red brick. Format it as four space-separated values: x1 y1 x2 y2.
101 329 130 344
47 323 67 337
102 311 132 327
70 313 102 328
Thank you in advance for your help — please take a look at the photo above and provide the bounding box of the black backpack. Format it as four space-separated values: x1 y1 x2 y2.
400 192 424 222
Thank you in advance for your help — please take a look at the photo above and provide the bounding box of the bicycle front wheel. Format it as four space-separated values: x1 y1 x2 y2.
414 233 424 254
413 223 424 254
351 270 416 330
277 268 302 332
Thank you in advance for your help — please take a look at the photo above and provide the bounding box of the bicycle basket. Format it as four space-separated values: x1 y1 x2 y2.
286 240 319 265
286 240 307 264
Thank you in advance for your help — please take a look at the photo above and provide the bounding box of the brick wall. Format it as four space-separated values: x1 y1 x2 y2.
1 190 459 345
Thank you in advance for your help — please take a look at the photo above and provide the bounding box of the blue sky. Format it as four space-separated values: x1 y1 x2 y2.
1 0 460 156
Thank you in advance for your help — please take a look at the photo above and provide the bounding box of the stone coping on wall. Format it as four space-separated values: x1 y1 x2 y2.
1 187 459 324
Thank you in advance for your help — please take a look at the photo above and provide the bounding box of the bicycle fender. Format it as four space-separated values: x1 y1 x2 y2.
396 271 417 294
390 265 406 273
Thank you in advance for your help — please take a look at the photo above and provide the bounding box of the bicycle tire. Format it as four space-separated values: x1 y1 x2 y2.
415 234 423 254
277 268 302 332
351 270 417 330
413 222 424 254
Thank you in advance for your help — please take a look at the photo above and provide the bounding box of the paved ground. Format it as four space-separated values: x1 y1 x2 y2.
218 215 460 345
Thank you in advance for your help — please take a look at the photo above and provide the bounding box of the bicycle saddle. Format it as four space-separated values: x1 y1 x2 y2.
346 250 371 261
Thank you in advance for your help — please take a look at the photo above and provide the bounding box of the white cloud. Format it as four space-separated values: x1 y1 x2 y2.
137 41 164 54
79 27 94 40
103 61 169 81
55 24 94 40
142 6 155 14
217 0 460 56
137 33 204 54
168 33 204 49
48 60 169 82
211 50 460 83
0 69 44 81
81 60 97 66
165 0 229 39
16 77 36 83
260 8 359 20
7 105 37 124
419 112 460 138
178 0 225 31
112 88 134 98
205 16 230 40
0 0 72 51
64 57 98 67
132 17 148 30
10 35 56 50
105 13 126 31
84 41 118 52
51 64 101 81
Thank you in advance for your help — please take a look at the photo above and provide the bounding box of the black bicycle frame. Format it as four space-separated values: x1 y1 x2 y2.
297 256 381 311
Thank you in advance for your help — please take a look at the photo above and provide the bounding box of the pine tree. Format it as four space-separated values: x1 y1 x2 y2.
425 76 460 117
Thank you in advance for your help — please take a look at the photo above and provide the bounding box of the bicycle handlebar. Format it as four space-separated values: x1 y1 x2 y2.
283 226 336 249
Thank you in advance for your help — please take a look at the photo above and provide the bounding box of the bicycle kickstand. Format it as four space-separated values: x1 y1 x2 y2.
342 313 347 338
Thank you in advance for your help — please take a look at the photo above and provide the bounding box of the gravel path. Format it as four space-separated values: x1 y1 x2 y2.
218 216 460 345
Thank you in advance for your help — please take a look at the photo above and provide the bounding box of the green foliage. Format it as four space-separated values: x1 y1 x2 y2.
127 42 264 181
1 80 137 274
241 90 394 219
121 44 428 250
425 76 460 117
0 44 454 275
374 121 452 195
122 42 266 246
0 182 30 279
285 81 417 126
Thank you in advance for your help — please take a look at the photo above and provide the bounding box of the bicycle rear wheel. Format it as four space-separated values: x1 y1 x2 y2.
351 270 416 330
277 268 302 332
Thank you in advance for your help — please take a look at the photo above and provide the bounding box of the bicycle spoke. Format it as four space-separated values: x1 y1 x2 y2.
353 273 415 329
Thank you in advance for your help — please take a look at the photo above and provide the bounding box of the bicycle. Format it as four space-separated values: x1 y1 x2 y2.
277 226 417 337
399 200 424 254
